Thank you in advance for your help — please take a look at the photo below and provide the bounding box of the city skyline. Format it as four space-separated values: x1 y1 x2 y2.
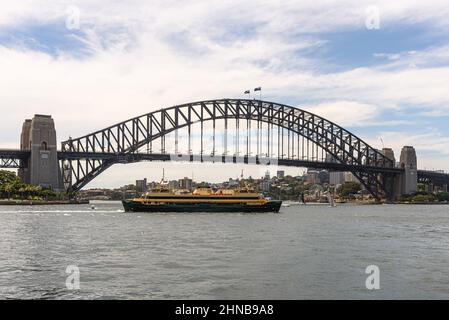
1 1 449 188
87 162 306 189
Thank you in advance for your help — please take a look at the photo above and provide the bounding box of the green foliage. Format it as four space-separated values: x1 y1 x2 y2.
0 169 62 200
398 194 413 202
337 182 362 198
436 192 449 202
415 190 431 196
0 170 19 185
197 182 211 188
411 193 436 203
417 183 427 192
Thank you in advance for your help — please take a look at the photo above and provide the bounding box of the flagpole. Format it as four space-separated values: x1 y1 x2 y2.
254 87 262 100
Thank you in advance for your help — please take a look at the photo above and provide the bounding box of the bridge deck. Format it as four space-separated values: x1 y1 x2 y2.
1 148 448 187
0 149 30 158
0 149 30 168
58 151 403 174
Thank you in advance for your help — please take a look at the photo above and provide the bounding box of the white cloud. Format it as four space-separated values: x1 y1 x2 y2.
2 1 449 33
363 130 449 171
1 0 449 185
303 101 379 127
375 131 449 156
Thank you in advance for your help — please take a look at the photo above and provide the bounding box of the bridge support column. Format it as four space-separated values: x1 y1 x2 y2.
393 146 417 199
380 148 396 201
18 119 32 183
18 115 62 191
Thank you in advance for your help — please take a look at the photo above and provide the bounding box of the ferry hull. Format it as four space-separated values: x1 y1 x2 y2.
122 200 282 213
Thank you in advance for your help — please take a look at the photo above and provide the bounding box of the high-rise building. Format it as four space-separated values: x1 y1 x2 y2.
318 170 329 184
329 171 344 185
264 170 270 180
135 178 148 192
179 177 193 190
168 180 179 190
306 170 319 184
259 181 271 192
277 170 285 179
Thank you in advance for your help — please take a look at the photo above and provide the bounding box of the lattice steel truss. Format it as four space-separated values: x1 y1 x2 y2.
0 150 29 169
417 170 449 187
60 99 397 198
0 157 22 168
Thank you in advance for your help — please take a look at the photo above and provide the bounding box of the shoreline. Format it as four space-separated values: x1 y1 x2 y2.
283 200 449 205
1 199 447 206
0 200 89 206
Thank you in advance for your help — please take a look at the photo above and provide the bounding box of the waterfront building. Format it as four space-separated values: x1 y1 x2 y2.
135 178 148 192
259 181 271 192
264 170 270 180
329 171 345 185
168 180 179 190
277 170 285 179
179 177 193 190
317 170 330 184
306 170 319 184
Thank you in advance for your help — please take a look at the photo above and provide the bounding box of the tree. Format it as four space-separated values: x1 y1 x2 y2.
0 170 22 199
0 169 61 200
412 194 436 203
417 183 427 192
3 183 14 199
0 170 19 185
337 181 362 198
437 192 449 202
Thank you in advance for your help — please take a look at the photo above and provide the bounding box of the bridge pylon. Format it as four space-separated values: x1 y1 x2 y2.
18 115 62 191
391 146 418 199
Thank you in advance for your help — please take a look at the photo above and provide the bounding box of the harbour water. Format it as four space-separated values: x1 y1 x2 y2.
1 201 449 299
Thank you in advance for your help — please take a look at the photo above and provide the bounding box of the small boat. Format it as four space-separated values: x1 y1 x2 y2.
327 192 336 207
299 192 306 205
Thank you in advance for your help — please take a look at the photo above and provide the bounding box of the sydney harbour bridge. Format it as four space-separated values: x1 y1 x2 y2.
0 98 448 200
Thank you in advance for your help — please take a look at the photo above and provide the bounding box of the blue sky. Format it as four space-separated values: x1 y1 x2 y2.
320 23 448 67
0 23 86 57
0 0 448 186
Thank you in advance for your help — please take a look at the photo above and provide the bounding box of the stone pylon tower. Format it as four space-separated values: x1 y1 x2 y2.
383 146 418 199
18 115 62 191
18 119 32 183
380 147 396 200
399 146 417 195
381 148 395 166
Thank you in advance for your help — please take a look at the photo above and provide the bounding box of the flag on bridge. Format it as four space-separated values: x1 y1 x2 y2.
254 87 261 91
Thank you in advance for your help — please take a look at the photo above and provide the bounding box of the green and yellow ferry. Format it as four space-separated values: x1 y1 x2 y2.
122 185 282 213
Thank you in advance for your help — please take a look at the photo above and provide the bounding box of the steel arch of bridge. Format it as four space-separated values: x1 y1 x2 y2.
60 99 396 197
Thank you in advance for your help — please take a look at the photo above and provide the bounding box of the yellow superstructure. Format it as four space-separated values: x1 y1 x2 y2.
131 187 270 205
